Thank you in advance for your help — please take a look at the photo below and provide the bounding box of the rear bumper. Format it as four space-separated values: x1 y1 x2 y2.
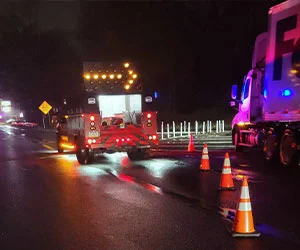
90 143 151 151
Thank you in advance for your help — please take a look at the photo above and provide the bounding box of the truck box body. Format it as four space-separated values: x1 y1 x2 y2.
264 0 300 121
230 0 300 167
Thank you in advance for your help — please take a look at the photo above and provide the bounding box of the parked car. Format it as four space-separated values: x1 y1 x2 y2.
11 120 38 128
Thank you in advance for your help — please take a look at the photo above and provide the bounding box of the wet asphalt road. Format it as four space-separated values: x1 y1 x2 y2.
0 125 300 250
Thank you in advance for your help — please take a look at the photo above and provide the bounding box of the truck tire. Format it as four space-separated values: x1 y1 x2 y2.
280 129 297 167
76 147 94 164
232 128 243 152
264 129 278 162
127 148 146 160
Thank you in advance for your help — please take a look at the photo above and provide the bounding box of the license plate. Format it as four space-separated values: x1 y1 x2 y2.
88 130 99 138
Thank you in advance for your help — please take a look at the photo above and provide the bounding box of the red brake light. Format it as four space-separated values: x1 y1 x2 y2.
147 113 151 119
90 115 95 121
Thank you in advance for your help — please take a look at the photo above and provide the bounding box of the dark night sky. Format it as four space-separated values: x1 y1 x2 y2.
0 0 286 121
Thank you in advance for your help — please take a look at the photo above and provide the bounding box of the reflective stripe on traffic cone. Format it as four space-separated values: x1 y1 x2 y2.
200 143 210 171
188 134 195 152
219 152 236 191
232 177 260 237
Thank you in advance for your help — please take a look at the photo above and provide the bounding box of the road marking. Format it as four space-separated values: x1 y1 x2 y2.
42 144 55 150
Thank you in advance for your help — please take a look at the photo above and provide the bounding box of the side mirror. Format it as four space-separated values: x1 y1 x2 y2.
231 85 238 100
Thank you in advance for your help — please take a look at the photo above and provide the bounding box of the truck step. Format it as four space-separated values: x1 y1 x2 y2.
238 143 255 147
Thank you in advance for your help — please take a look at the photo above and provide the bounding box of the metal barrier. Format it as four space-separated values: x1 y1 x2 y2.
159 120 226 139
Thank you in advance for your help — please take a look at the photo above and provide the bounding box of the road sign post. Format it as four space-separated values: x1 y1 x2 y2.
39 101 52 129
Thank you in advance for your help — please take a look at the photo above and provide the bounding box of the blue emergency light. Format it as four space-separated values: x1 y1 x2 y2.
281 89 292 97
263 89 267 99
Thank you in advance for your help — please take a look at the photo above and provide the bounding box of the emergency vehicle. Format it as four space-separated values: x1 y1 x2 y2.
56 62 159 164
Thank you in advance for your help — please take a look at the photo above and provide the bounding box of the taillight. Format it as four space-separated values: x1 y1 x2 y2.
146 113 152 127
87 138 96 144
116 138 130 143
90 115 96 130
149 135 157 140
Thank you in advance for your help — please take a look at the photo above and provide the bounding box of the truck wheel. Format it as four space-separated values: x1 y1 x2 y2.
76 147 94 164
127 148 146 160
280 129 297 167
264 129 277 162
232 128 243 152
87 150 95 163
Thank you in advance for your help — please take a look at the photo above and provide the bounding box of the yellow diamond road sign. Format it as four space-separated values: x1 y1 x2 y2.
39 101 52 115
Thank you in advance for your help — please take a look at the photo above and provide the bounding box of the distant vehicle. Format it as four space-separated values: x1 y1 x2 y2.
23 121 38 128
56 61 159 164
11 120 38 128
11 120 25 127
230 0 300 167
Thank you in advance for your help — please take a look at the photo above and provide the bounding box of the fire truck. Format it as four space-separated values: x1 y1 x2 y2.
56 61 159 164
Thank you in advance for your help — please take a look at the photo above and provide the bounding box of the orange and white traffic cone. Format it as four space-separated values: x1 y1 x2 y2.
188 134 195 152
219 152 236 191
232 177 260 237
200 143 210 171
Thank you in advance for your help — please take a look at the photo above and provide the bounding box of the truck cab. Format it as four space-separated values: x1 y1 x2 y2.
231 69 264 127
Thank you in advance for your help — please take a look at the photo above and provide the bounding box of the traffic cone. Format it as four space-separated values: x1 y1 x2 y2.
200 143 210 171
188 134 195 152
232 177 260 237
219 152 236 191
